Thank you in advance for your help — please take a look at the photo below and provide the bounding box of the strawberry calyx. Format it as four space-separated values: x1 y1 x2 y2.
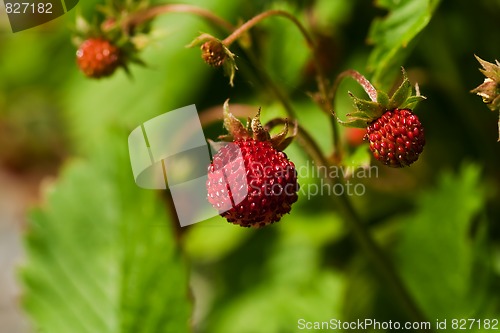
219 99 296 151
188 34 238 86
471 55 500 141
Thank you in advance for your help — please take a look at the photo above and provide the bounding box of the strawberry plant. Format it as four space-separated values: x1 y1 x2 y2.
0 1 499 333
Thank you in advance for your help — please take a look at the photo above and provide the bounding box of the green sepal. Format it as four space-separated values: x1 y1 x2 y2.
376 90 390 108
336 117 369 128
349 92 384 118
388 73 412 110
345 111 375 121
402 95 426 110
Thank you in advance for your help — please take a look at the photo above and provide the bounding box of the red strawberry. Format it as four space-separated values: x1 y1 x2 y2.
365 108 425 167
76 38 121 78
207 139 298 228
206 101 299 228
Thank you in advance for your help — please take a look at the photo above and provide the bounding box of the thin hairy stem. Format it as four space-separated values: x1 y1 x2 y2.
124 4 235 32
222 9 314 47
330 69 378 102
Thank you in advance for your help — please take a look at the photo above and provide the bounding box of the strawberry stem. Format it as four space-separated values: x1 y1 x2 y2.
294 122 430 326
331 69 378 102
222 9 314 48
123 4 235 33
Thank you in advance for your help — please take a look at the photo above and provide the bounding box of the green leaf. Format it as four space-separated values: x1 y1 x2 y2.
21 134 192 333
367 0 441 89
204 213 345 333
396 163 489 319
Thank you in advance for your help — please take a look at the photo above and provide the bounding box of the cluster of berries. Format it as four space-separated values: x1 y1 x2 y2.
73 6 426 228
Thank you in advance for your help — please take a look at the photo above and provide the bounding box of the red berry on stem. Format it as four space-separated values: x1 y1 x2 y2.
76 38 121 78
366 108 425 167
206 139 298 228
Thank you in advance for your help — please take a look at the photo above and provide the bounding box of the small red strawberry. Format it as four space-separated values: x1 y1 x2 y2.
337 69 426 167
76 38 121 78
206 101 298 228
366 109 425 167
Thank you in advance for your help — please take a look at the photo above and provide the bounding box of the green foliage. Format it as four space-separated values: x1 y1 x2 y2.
259 3 310 90
397 163 489 319
189 213 345 333
21 133 192 333
367 0 441 89
3 0 499 333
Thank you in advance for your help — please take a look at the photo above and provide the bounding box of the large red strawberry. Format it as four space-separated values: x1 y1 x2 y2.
76 38 121 78
206 102 298 228
365 108 425 167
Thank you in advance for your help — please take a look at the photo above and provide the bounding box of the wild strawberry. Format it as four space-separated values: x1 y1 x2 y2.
206 101 299 228
366 109 424 167
337 69 426 167
76 38 121 78
207 139 298 227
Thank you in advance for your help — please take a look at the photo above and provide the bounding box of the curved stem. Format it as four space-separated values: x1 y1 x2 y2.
124 4 235 32
330 69 378 102
289 122 429 325
326 69 378 161
222 9 314 47
335 192 429 325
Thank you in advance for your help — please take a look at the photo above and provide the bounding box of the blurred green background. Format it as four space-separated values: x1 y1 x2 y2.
1 0 500 332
